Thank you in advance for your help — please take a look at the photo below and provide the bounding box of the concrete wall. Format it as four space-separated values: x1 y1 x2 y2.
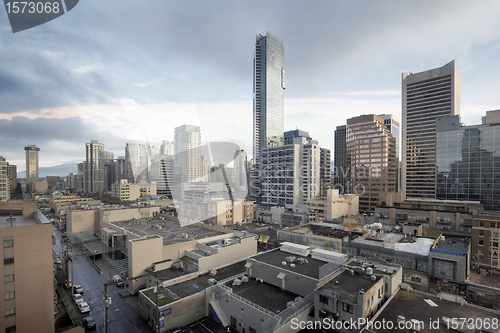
198 237 257 272
0 199 37 217
163 240 198 263
0 223 54 333
216 291 275 333
128 236 164 293
67 208 98 236
138 289 207 332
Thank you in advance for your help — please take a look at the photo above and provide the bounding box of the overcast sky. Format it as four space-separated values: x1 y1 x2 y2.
2 1 500 172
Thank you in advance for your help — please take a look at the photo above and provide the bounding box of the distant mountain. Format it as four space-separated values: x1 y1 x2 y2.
17 160 81 178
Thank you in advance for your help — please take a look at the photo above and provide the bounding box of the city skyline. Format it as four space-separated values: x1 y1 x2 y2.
2 2 500 171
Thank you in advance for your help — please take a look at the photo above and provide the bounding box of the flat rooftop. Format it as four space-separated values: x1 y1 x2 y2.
318 270 380 304
431 236 469 255
372 290 500 333
231 278 298 313
0 214 37 228
111 219 226 245
251 249 329 279
143 260 247 305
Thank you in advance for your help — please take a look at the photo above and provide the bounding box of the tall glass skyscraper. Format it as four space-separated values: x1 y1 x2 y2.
436 114 500 211
402 60 460 198
253 31 286 168
85 140 105 194
24 144 39 184
252 31 285 201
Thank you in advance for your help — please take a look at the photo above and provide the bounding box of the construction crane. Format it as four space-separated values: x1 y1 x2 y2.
346 195 357 233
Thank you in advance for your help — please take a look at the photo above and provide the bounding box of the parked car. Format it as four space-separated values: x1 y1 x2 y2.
54 258 62 265
113 275 124 287
73 293 83 305
78 302 90 313
82 316 96 329
73 284 84 294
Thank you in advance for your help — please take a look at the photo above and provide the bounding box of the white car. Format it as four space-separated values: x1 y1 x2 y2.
73 293 83 305
78 302 90 313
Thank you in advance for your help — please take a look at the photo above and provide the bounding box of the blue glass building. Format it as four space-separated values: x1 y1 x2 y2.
436 114 500 211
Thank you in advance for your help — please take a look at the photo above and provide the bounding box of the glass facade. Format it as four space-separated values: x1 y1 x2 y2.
436 124 500 211
85 140 105 193
253 31 285 167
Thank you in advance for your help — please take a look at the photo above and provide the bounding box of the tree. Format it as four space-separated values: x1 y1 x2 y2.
12 183 23 199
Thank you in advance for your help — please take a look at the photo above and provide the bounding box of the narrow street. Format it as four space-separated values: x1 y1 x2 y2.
53 225 152 333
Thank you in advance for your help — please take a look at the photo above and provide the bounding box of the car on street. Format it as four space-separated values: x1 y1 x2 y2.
82 316 96 329
113 275 124 287
78 302 90 313
73 284 84 294
73 293 83 305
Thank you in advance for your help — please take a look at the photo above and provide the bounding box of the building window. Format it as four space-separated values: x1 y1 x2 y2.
4 274 14 283
479 230 484 237
3 240 13 248
319 295 329 304
4 291 14 300
3 258 14 266
342 302 352 314
480 222 485 227
479 240 484 246
4 308 15 317
5 325 15 333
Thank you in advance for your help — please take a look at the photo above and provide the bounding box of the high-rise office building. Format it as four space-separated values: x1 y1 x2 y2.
0 157 10 201
261 137 322 210
174 125 202 184
284 129 310 145
436 112 500 211
234 150 248 191
252 31 286 201
346 115 397 211
115 156 127 183
7 164 16 194
125 141 149 183
24 145 39 185
333 125 347 194
320 148 331 197
85 140 105 193
402 60 460 198
379 114 401 192
160 140 175 156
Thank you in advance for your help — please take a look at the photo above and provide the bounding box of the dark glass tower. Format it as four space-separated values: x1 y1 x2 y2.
252 31 285 201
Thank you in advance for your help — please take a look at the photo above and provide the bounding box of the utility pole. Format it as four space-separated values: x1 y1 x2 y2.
156 270 160 333
103 273 150 333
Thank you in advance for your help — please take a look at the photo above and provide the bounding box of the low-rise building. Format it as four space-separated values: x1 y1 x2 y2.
374 193 481 236
471 211 500 272
111 179 157 201
307 189 358 223
314 259 402 332
0 200 54 333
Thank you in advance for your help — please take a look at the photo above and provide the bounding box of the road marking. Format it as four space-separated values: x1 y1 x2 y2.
424 299 438 307
198 320 214 333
